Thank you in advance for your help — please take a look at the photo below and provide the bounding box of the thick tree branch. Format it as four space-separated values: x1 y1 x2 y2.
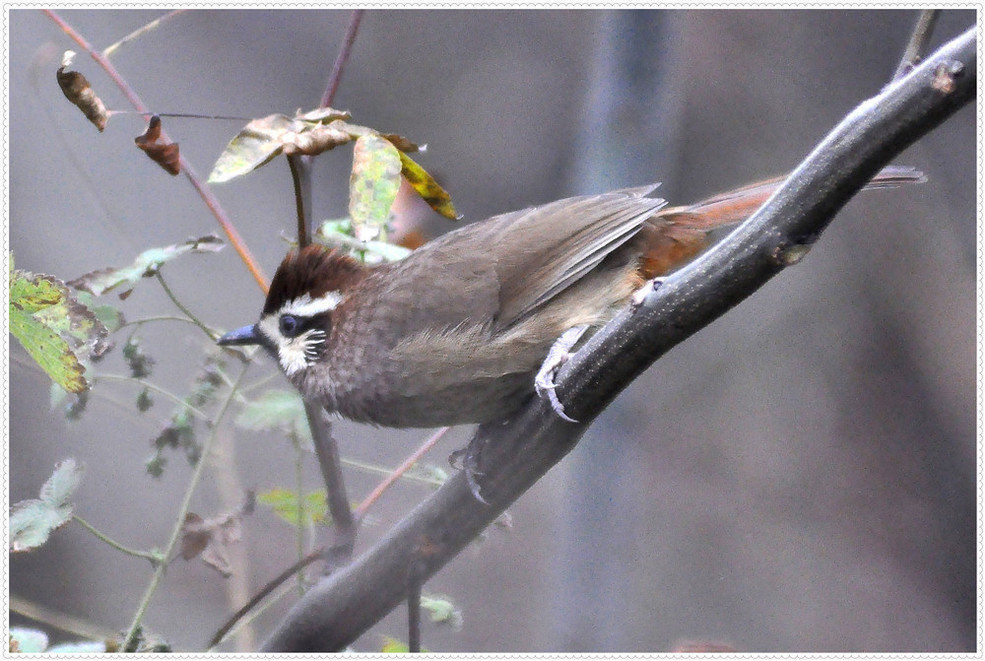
260 25 976 652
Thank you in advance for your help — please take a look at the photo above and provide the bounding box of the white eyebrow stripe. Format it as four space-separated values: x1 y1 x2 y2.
282 291 343 317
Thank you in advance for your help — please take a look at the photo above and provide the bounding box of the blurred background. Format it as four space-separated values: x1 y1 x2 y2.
8 9 977 653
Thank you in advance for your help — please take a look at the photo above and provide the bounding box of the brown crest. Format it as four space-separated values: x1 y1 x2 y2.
263 246 368 315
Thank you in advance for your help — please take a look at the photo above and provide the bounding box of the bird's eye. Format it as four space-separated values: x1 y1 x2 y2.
279 314 301 338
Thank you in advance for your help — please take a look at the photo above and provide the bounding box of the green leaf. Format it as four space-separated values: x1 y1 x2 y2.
40 457 85 504
209 113 300 183
123 333 155 379
380 637 409 654
235 389 311 443
68 236 224 298
123 335 154 378
257 488 328 527
10 459 85 552
314 219 412 264
74 290 124 332
349 134 402 242
10 265 108 393
10 627 49 653
421 594 463 629
398 151 459 220
136 387 153 412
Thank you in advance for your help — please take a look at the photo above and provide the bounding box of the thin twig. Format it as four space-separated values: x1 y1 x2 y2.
102 9 188 59
106 110 254 121
353 427 450 522
295 442 307 594
120 315 204 329
207 546 326 650
287 155 310 248
10 595 117 642
73 515 163 565
341 457 446 487
894 10 941 81
155 271 219 340
320 10 365 109
293 9 368 561
43 10 269 294
207 579 295 652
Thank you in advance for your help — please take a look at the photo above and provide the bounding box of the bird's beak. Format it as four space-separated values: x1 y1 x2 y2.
217 324 261 346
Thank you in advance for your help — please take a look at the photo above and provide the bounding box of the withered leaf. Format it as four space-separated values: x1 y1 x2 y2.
56 51 107 132
295 106 352 123
282 121 354 157
134 115 180 176
209 108 426 184
180 510 243 578
68 235 224 297
382 133 421 153
398 151 459 220
209 113 299 183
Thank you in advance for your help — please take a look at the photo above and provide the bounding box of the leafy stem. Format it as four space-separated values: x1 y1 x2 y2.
120 315 205 329
95 374 211 421
121 360 252 651
73 514 163 565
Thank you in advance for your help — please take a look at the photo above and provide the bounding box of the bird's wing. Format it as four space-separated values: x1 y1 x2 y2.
369 186 665 338
482 187 666 328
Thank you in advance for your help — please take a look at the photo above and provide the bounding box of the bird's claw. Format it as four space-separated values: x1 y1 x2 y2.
534 325 587 423
450 440 489 504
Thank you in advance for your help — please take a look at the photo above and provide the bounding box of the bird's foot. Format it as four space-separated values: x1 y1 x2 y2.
449 440 489 505
534 325 587 423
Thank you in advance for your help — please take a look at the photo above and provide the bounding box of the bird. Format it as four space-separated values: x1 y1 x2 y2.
218 167 922 428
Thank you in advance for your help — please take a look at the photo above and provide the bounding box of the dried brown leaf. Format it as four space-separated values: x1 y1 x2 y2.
134 115 180 176
382 133 421 153
179 509 244 578
179 512 210 560
69 235 223 298
295 107 352 123
282 122 354 156
56 51 107 132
